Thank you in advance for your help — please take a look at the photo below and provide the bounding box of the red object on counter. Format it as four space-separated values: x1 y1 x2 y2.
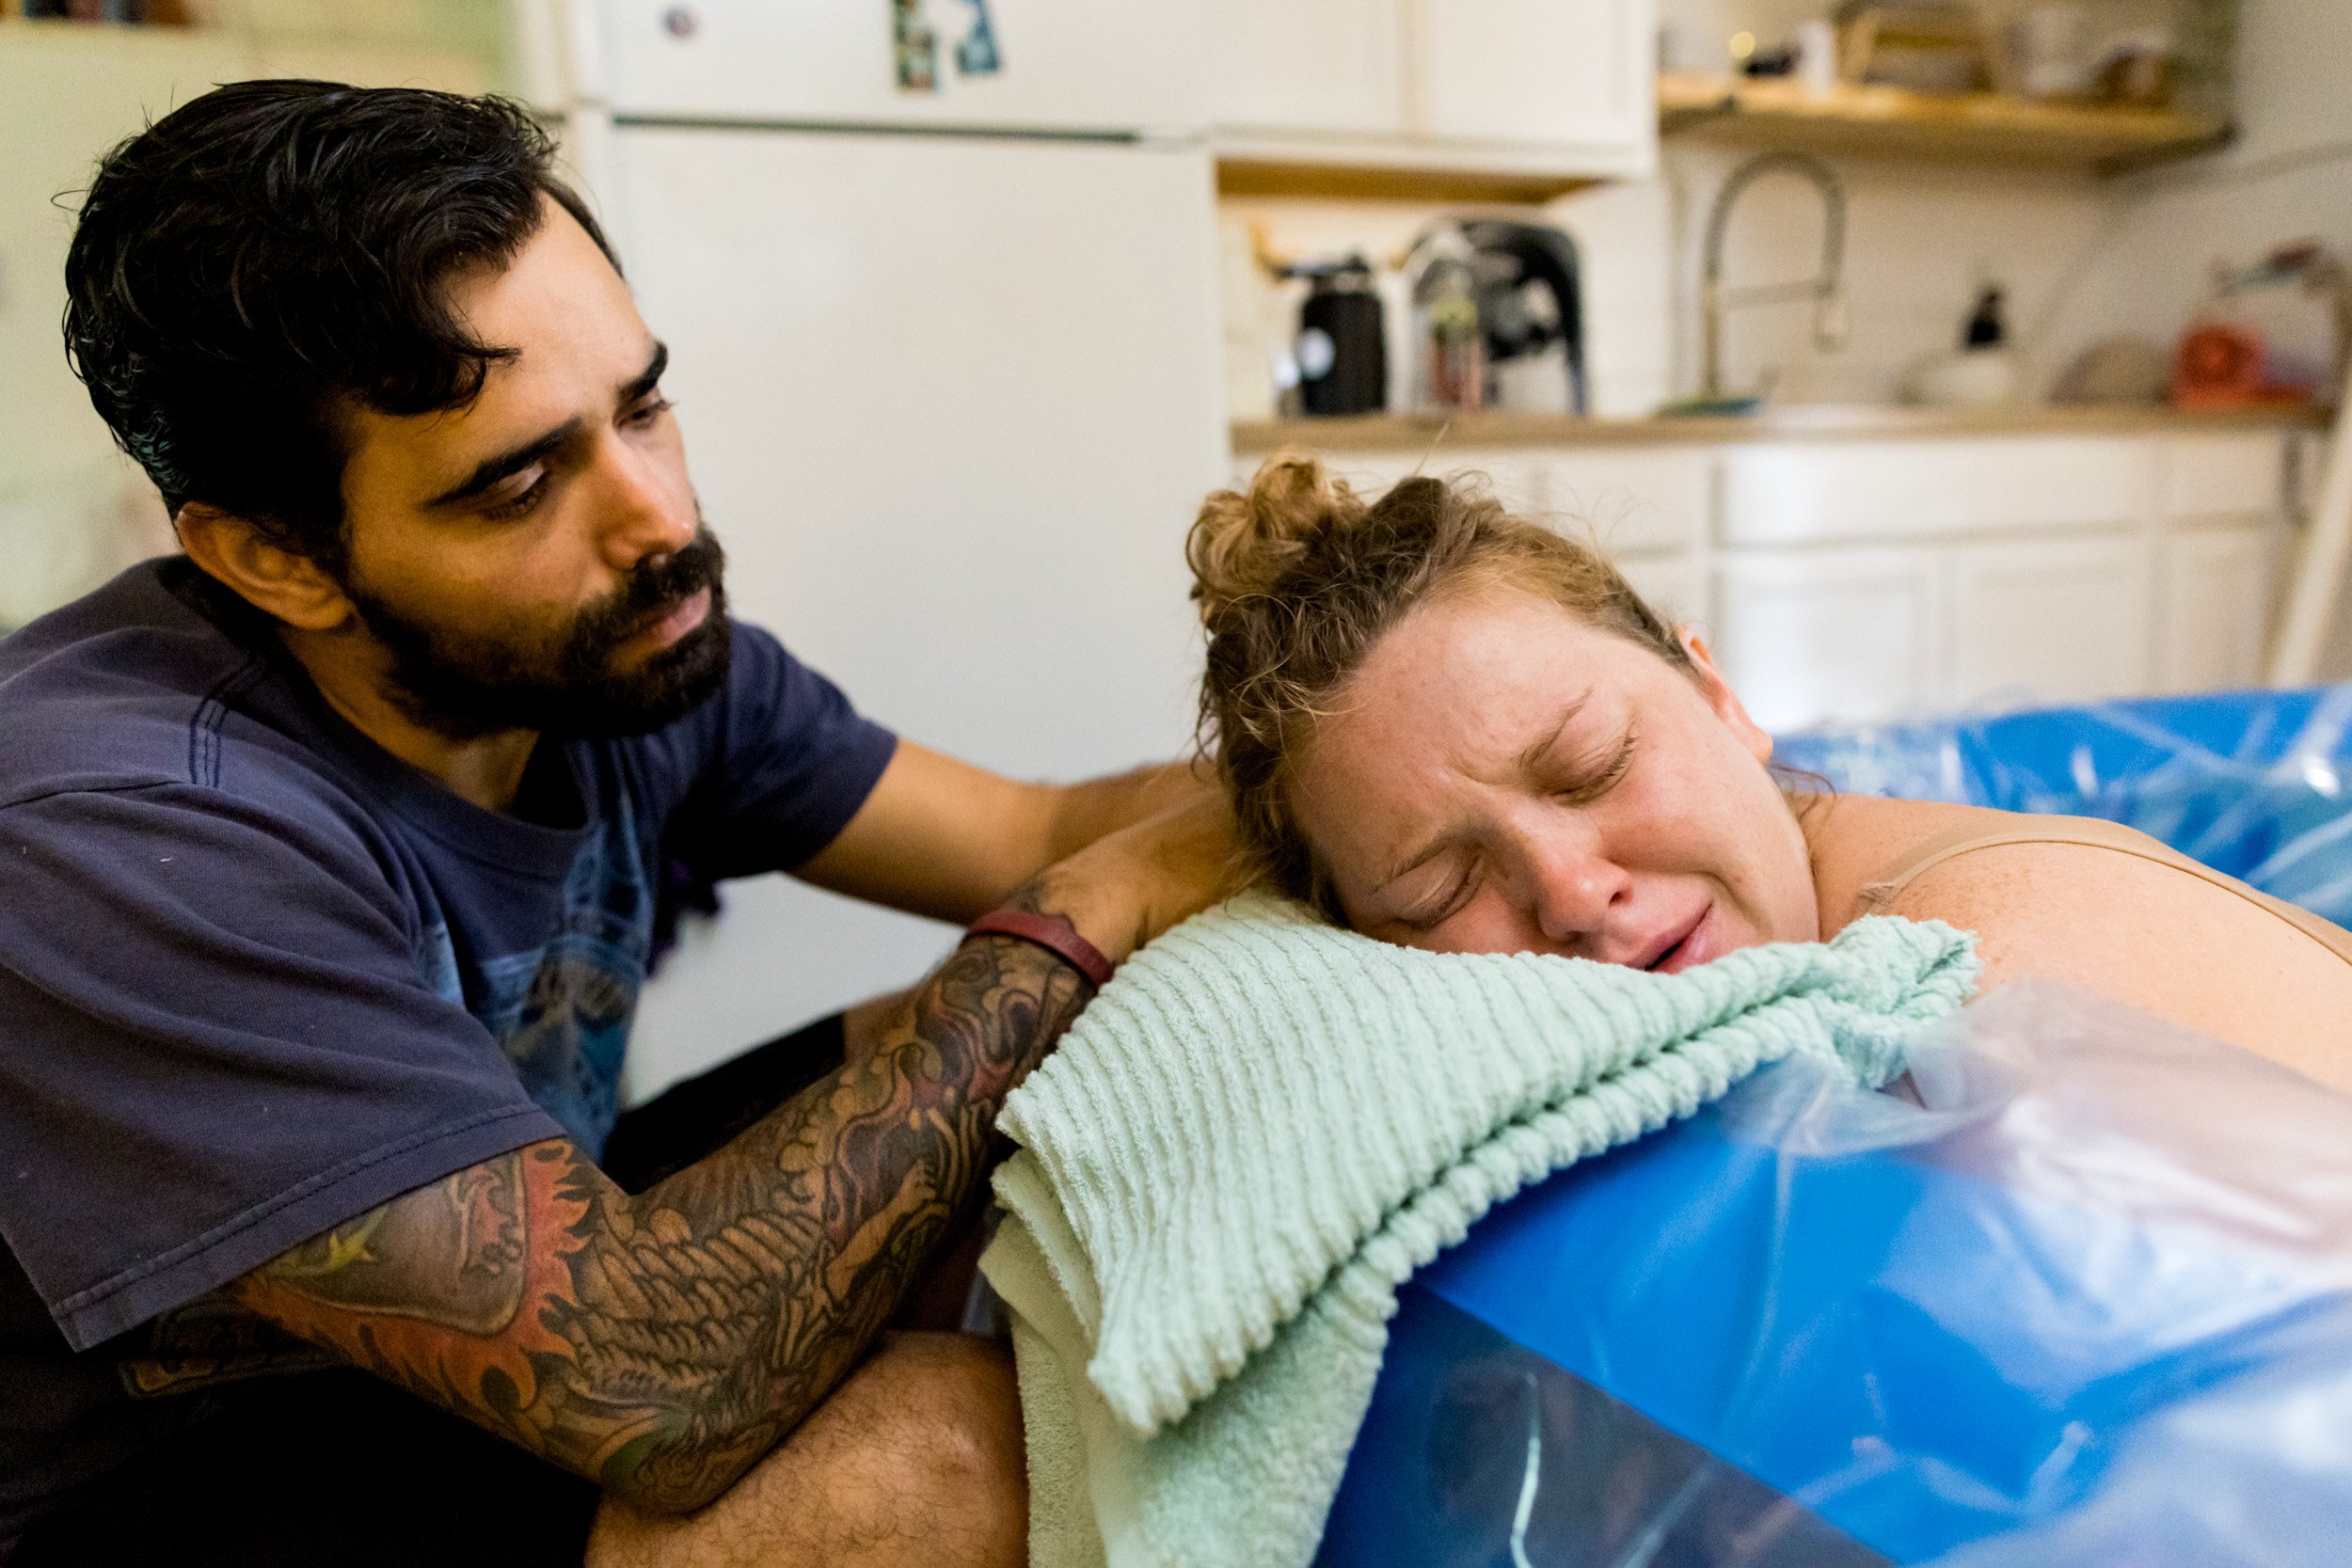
2171 322 2315 410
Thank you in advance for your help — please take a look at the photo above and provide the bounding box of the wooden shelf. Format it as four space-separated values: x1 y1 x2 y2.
1215 158 1595 206
1232 405 2329 454
1660 72 2232 173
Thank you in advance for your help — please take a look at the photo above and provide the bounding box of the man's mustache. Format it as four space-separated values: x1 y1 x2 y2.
581 530 728 647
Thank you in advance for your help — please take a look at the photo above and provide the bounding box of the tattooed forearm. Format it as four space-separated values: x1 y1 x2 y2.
230 917 1089 1512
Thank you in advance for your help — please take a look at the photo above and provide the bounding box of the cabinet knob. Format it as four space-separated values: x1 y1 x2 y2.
661 5 699 40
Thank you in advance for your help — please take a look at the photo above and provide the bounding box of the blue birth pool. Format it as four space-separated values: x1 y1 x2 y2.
1319 1070 2352 1568
1316 689 2352 1568
1773 686 2352 928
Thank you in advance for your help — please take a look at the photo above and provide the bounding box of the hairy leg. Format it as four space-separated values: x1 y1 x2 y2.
585 1332 1027 1568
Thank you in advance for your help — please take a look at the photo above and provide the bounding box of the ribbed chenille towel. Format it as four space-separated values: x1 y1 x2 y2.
977 892 1978 1568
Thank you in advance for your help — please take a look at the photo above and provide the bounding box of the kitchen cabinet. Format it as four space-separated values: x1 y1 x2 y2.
1712 547 1943 734
1413 0 1649 151
1203 0 1403 137
1720 437 2144 546
1616 552 1699 625
1527 449 1705 556
1206 0 1657 192
1948 536 2152 708
1232 412 2312 735
2161 524 2280 692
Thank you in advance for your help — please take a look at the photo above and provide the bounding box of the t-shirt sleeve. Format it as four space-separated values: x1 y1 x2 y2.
0 784 565 1353
657 622 899 879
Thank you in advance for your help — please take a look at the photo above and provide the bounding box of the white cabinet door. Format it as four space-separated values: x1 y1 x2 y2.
1204 0 1405 135
1411 0 1654 151
1721 437 2150 546
2161 434 2288 520
1533 448 1709 556
2161 524 2278 691
1616 553 1700 628
1712 548 1941 732
1950 536 2151 708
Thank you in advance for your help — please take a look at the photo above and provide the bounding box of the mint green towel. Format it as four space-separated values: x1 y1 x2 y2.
977 892 1979 1568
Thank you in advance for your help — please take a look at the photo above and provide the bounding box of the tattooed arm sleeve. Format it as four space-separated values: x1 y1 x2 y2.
225 924 1089 1513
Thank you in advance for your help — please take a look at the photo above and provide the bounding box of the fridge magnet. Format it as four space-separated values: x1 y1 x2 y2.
954 0 1002 76
893 0 939 91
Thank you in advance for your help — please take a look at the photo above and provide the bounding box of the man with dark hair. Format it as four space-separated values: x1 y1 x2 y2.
0 80 1228 1565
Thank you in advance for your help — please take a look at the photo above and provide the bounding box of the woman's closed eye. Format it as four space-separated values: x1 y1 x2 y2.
1397 862 1481 932
1553 729 1637 803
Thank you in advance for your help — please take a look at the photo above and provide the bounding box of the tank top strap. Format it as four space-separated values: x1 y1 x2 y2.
1855 814 2352 965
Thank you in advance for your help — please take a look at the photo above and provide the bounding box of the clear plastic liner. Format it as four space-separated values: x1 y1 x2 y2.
1318 983 2352 1566
1775 687 2352 927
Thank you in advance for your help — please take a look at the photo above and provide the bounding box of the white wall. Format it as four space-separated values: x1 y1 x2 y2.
1665 148 2119 404
2044 0 2352 372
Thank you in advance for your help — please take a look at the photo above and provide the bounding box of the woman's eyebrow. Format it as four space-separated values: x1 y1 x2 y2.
1518 687 1597 773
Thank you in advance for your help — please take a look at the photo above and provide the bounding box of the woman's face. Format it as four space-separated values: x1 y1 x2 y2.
1288 584 1820 968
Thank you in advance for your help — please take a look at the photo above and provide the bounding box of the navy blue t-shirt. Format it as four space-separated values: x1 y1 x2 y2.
0 560 897 1541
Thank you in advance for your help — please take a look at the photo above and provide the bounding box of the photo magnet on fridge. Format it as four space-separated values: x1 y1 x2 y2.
955 0 1002 75
893 0 939 90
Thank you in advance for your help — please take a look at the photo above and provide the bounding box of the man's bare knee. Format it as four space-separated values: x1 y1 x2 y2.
586 1332 1025 1568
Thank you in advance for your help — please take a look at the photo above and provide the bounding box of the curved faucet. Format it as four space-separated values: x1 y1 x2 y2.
1700 150 1849 399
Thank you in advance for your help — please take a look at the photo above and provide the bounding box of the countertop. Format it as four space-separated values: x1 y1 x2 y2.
1230 404 2332 452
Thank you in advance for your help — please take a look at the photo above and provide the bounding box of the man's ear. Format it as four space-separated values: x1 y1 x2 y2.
1677 626 1775 765
175 503 353 632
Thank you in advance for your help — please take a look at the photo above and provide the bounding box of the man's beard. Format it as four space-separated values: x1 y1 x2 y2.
343 529 734 741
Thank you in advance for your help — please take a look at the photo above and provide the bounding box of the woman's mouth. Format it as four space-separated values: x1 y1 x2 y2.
1642 904 1714 974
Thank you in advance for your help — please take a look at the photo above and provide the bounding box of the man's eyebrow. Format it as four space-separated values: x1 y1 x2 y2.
621 341 669 405
421 341 669 511
424 420 580 510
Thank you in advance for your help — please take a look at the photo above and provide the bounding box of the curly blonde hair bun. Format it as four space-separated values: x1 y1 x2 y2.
1188 449 1690 914
1185 450 1372 616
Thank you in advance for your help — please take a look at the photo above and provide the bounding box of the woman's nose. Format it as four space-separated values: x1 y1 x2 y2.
1526 843 1630 948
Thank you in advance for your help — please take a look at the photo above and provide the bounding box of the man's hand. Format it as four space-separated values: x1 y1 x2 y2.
1031 790 1246 965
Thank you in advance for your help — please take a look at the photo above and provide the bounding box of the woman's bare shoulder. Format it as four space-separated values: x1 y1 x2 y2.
1805 796 2352 1087
1799 793 2018 927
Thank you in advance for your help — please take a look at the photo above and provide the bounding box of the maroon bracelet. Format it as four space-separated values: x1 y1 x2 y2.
963 909 1117 990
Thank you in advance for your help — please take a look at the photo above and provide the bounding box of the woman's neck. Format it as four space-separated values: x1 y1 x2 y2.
1798 793 2007 936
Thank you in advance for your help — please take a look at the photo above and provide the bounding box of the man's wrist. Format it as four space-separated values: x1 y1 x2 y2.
963 908 1115 989
994 856 1147 968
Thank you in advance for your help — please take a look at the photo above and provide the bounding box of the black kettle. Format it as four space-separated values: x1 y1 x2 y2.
1291 254 1388 418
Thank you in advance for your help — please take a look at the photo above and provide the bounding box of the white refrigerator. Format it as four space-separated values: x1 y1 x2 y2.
528 0 1229 1100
